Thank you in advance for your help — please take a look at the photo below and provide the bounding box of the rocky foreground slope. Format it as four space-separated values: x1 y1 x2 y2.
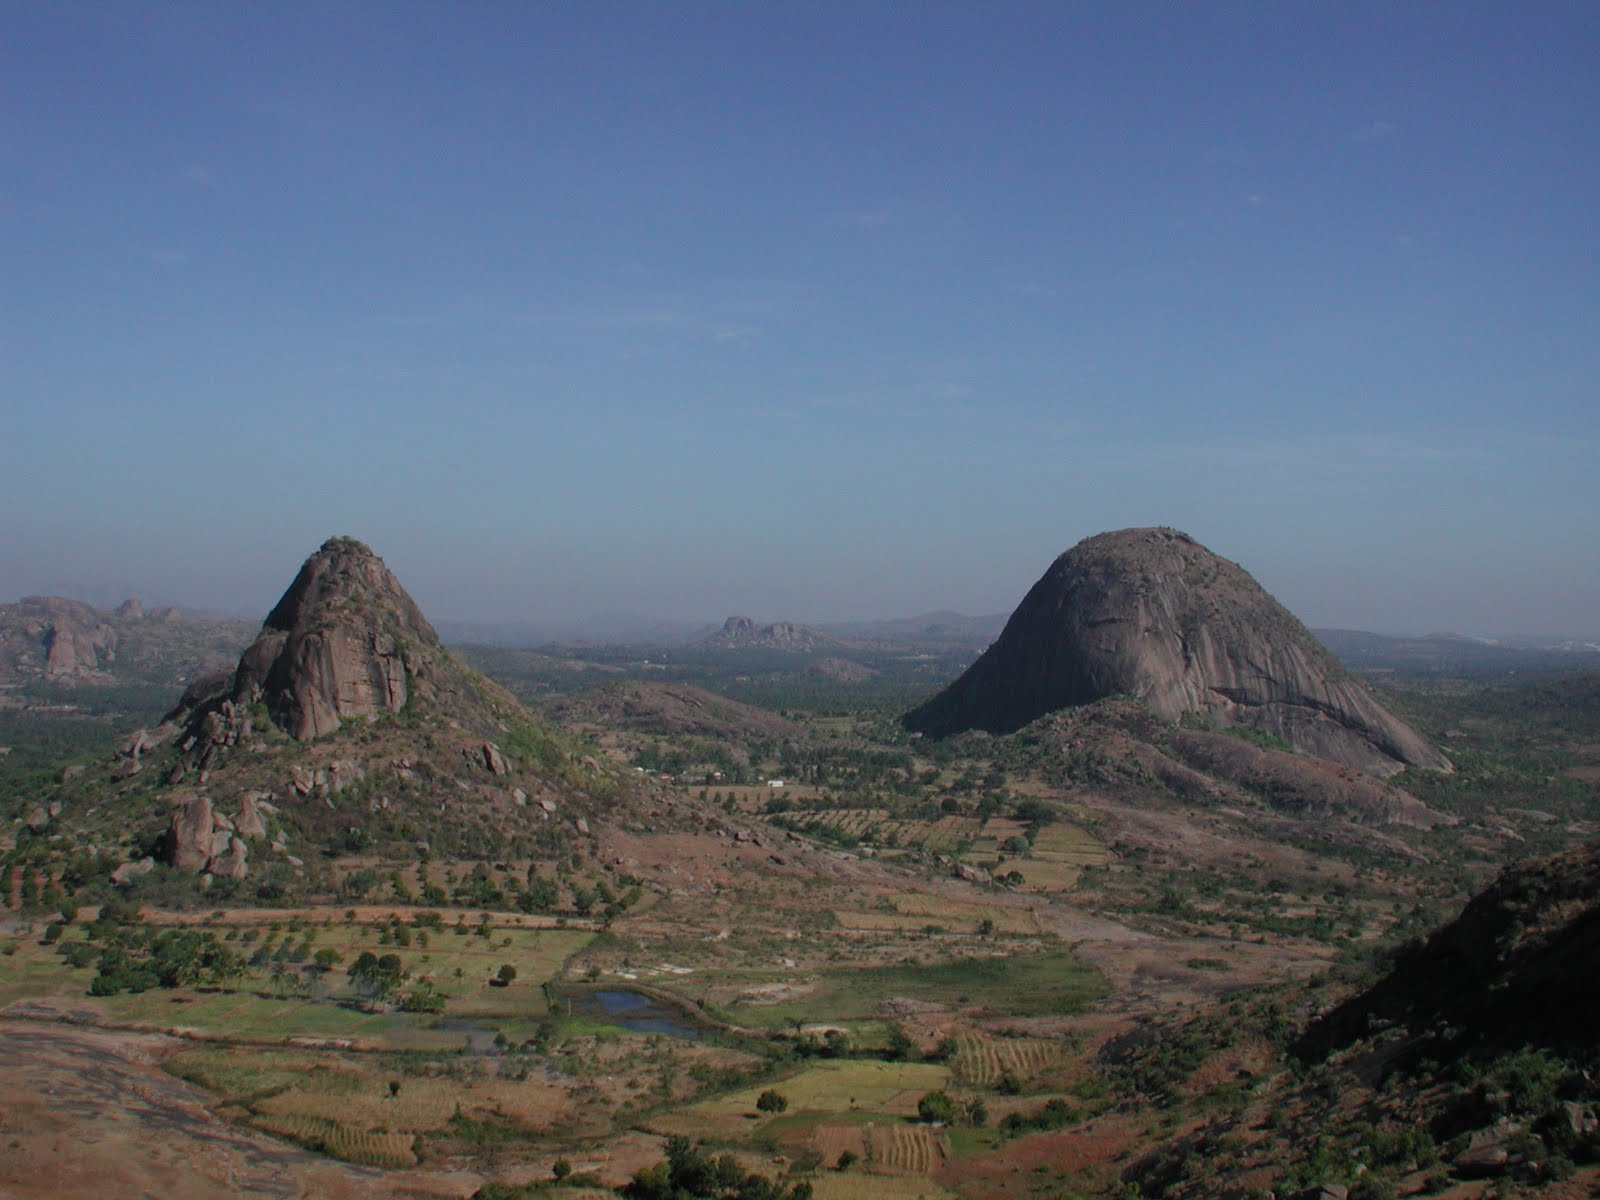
906 527 1450 776
1297 837 1600 1060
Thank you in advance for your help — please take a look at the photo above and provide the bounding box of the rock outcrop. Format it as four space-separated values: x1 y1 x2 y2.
220 537 438 741
0 595 251 688
700 616 839 653
905 528 1450 776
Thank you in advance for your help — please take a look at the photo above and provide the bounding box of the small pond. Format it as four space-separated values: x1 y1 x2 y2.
574 989 703 1039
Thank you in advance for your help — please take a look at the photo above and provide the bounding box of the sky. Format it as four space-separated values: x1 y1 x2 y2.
3 2 1597 636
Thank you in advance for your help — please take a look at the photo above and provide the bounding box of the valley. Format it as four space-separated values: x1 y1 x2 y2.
1 534 1596 1200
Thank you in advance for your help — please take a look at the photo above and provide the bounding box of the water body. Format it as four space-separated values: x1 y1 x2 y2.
437 1016 499 1054
578 989 702 1039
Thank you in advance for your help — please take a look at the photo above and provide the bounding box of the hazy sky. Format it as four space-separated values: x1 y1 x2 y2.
4 3 1597 635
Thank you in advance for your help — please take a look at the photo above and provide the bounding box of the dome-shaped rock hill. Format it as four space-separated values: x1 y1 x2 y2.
904 527 1450 777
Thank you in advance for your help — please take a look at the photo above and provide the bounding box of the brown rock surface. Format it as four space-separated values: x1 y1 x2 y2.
905 527 1450 776
167 794 215 873
231 536 437 740
235 792 270 839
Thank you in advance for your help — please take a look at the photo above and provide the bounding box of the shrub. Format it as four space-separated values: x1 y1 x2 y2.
756 1089 788 1114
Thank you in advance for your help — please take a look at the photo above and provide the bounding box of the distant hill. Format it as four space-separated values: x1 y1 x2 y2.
815 610 1007 644
549 680 807 743
1315 627 1600 680
906 527 1451 776
0 594 255 693
697 615 843 654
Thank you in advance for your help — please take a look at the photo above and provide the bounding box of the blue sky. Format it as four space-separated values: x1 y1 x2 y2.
4 2 1597 635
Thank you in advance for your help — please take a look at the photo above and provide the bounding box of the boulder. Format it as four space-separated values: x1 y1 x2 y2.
167 795 215 873
954 862 992 884
235 793 270 839
482 742 511 776
110 857 156 886
210 837 249 880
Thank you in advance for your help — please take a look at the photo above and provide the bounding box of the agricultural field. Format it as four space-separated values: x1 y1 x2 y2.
647 1059 952 1140
947 1033 1070 1091
4 913 594 1050
712 949 1109 1031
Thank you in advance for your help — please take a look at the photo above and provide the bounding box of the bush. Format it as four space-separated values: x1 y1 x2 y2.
917 1090 958 1124
756 1089 789 1114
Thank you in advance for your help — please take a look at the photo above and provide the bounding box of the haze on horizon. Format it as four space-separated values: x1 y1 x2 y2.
3 5 1597 639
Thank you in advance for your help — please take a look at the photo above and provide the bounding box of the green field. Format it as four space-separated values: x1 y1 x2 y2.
719 948 1107 1029
648 1059 952 1139
1 919 592 1050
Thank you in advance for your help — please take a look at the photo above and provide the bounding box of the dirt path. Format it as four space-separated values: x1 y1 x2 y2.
0 1021 477 1200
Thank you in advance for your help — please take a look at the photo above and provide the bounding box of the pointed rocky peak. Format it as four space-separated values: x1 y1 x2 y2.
260 536 437 645
905 527 1451 776
231 536 441 740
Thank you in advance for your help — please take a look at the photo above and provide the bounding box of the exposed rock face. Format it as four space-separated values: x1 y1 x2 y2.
168 794 218 873
229 537 438 740
0 595 251 689
905 528 1450 776
1025 700 1452 830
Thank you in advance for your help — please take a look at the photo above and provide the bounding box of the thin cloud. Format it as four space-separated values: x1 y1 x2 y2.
183 164 215 185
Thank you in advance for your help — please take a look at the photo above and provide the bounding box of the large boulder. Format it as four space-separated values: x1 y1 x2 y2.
167 794 216 873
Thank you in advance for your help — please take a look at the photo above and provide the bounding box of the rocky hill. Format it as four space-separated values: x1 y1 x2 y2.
0 594 254 692
699 616 841 653
905 528 1450 776
184 534 445 742
548 680 807 743
35 537 637 890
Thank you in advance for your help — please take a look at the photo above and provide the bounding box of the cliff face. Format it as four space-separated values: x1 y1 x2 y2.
230 536 439 740
905 528 1450 776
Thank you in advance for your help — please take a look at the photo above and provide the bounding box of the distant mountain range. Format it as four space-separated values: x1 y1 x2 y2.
1313 628 1600 677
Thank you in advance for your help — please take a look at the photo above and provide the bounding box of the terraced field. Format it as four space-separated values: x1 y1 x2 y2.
874 1122 947 1174
949 1033 1066 1088
252 1113 417 1167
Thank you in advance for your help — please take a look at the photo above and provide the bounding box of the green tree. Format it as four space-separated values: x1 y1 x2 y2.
917 1090 958 1124
755 1089 788 1114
